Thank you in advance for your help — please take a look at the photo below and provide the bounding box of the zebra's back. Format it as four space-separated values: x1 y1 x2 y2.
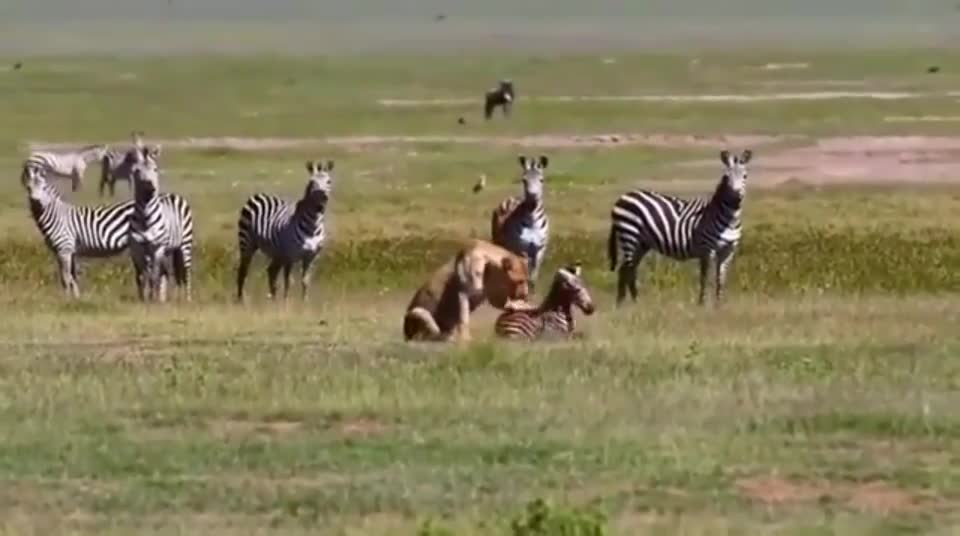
611 189 707 260
238 193 295 255
32 199 133 257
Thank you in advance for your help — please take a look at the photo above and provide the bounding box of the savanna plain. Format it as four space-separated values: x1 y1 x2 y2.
2 35 960 535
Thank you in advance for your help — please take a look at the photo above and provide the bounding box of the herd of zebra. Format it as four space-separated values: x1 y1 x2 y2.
20 129 752 340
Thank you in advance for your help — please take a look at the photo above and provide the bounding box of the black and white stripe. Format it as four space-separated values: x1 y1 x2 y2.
99 131 146 198
484 79 515 120
129 146 194 302
608 150 753 305
236 160 334 302
494 263 595 340
21 163 133 298
491 155 550 291
26 144 107 192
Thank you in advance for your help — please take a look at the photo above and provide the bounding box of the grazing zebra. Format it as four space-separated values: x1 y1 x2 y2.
21 163 133 298
484 79 515 119
128 146 194 303
494 263 595 341
99 131 146 198
25 144 108 192
608 149 753 306
491 155 550 292
236 160 334 302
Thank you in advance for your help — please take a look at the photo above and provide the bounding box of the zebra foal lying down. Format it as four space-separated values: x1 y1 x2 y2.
494 263 595 341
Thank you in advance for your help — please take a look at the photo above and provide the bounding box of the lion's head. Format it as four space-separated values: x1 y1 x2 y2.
484 253 530 308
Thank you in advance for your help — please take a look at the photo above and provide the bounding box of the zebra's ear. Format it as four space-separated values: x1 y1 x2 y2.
517 155 528 169
720 150 731 166
571 262 582 277
305 160 314 173
538 155 549 169
740 150 753 164
325 160 335 172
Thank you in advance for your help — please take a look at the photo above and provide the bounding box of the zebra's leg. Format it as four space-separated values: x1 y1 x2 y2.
71 169 82 192
172 247 191 303
56 252 76 298
300 254 318 301
715 245 736 304
698 252 716 306
131 250 147 302
616 246 648 305
526 245 543 294
281 262 293 302
71 254 83 298
266 258 283 300
236 249 255 302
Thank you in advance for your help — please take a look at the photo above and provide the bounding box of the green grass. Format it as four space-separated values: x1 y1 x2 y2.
1 47 960 534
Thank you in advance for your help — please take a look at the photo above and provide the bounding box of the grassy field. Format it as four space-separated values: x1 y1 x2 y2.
2 42 960 534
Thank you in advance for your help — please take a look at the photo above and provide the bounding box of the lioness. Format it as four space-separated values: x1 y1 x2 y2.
404 239 531 341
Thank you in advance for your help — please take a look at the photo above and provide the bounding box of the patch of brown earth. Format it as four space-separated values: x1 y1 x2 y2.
336 417 387 438
737 476 936 515
684 136 960 186
210 418 303 438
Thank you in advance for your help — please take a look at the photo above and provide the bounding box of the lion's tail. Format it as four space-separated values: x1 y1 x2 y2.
404 307 442 341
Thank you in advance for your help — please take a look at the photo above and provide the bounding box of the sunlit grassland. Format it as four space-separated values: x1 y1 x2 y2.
1 48 960 534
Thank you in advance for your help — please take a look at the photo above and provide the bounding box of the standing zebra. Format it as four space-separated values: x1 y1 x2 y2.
128 146 194 303
236 160 334 302
494 263 595 341
484 79 515 119
100 131 146 198
608 149 753 306
21 163 133 298
491 155 550 292
25 144 108 192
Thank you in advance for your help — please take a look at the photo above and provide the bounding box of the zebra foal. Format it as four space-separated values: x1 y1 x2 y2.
129 146 194 303
21 163 133 298
491 155 550 292
26 143 108 192
608 149 752 306
236 160 334 302
494 263 595 341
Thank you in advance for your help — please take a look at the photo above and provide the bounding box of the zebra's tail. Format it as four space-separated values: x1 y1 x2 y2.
404 307 442 341
99 155 111 196
607 222 619 272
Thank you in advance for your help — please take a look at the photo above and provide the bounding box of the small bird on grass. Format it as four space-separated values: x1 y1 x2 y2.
472 174 486 194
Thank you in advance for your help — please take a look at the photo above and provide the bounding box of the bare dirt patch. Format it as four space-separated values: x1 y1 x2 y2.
209 417 304 439
737 476 936 514
685 136 960 186
28 133 787 153
336 417 387 438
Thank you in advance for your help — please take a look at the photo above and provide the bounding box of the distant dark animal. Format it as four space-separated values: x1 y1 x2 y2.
484 80 515 120
928 66 941 74
472 174 486 194
434 13 447 21
100 131 146 198
13 62 22 71
458 116 466 125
